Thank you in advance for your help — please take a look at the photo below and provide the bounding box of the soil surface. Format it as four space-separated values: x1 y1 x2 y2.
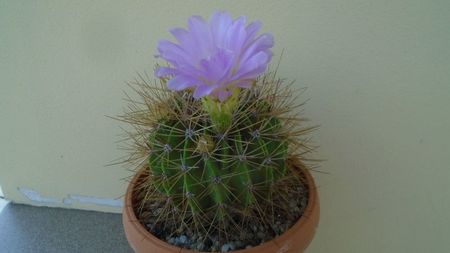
134 172 309 252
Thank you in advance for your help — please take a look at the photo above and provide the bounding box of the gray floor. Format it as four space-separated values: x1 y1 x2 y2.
0 203 133 253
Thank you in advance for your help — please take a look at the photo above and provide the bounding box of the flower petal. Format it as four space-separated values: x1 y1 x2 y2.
170 27 192 49
167 75 197 91
188 16 212 60
199 49 234 83
244 20 262 46
234 51 270 79
155 66 178 77
240 33 274 64
225 16 247 53
193 84 217 98
209 11 233 48
157 40 189 66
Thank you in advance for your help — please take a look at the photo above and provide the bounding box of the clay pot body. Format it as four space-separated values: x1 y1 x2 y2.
123 168 319 253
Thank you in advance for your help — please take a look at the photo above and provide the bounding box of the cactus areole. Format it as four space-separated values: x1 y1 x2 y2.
120 11 319 253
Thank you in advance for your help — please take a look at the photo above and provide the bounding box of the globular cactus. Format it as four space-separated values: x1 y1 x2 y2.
147 92 289 217
118 72 315 249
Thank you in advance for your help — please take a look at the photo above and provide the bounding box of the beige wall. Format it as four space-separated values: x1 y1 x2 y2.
1 1 449 252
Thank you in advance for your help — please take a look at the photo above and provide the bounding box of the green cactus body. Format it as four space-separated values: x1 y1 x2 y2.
147 98 289 217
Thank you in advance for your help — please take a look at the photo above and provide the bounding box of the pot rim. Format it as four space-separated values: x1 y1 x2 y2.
124 166 318 253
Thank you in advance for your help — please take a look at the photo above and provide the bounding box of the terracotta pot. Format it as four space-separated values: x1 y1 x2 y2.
123 167 319 253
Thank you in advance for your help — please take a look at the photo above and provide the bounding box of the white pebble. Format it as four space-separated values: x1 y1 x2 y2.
221 243 235 252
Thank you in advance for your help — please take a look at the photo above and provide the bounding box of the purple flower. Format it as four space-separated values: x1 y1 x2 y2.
155 11 274 101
